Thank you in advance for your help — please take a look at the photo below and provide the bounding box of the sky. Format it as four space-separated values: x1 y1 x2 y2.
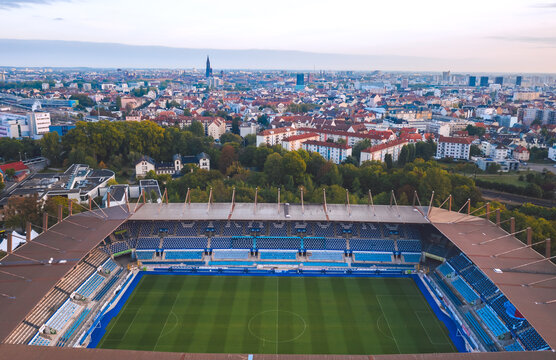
0 0 555 72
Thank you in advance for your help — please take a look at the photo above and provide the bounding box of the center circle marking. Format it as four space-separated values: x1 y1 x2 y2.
247 310 307 343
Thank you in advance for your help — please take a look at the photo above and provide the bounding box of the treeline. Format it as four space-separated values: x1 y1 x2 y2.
0 80 54 90
484 202 556 257
40 120 216 177
148 157 482 210
0 137 41 162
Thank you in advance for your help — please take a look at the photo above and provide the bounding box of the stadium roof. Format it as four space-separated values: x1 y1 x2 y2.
129 203 429 223
0 206 129 343
429 208 556 350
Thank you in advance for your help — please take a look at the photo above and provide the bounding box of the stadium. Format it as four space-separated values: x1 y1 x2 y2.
0 191 555 360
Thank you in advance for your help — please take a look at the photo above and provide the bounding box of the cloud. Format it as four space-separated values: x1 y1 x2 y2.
531 2 556 7
487 35 556 46
0 0 69 9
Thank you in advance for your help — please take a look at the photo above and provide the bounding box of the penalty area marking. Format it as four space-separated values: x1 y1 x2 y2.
376 314 394 341
247 310 307 344
375 295 401 354
414 311 451 346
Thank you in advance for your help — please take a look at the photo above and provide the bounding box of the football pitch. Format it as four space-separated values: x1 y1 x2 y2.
98 275 456 354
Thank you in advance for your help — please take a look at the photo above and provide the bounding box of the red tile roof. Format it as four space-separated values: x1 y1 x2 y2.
0 161 28 173
438 135 473 145
362 139 409 154
303 140 351 150
282 133 319 142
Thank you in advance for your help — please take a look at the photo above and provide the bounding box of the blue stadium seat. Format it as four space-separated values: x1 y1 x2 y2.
402 253 421 263
476 305 509 337
303 237 346 250
152 221 175 235
162 237 208 249
93 268 124 301
108 241 130 254
518 327 550 351
222 222 245 236
136 250 155 260
56 308 91 346
430 272 462 307
309 250 344 261
29 333 51 346
504 342 524 352
359 223 382 238
259 250 297 260
353 251 392 262
448 253 472 272
256 237 301 250
293 222 311 235
460 266 498 299
464 312 497 351
397 240 422 252
165 250 204 260
451 277 479 304
436 262 455 277
269 222 288 236
350 239 395 252
175 222 199 236
46 300 82 331
212 249 250 260
313 223 335 237
101 258 119 273
139 223 153 236
426 243 449 258
76 273 105 298
488 295 530 332
136 237 159 249
402 225 421 240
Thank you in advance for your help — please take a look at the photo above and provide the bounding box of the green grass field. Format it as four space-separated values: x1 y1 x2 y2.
98 275 456 355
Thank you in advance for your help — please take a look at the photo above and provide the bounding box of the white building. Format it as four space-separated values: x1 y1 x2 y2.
281 133 319 151
302 140 352 164
256 127 297 147
0 111 50 139
436 136 472 160
512 146 530 162
360 139 408 164
239 123 258 137
28 112 51 138
492 144 509 161
207 118 226 140
135 153 210 178
549 144 556 162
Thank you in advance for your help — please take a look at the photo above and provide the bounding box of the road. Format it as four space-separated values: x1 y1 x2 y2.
522 163 556 174
479 188 555 207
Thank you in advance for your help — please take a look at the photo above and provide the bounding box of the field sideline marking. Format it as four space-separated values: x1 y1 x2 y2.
375 295 401 354
99 281 143 344
109 306 142 343
153 290 182 351
414 311 450 346
275 276 279 354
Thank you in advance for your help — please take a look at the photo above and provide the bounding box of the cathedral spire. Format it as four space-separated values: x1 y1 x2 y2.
205 56 212 78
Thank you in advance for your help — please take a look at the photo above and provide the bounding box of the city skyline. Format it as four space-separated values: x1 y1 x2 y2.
0 0 555 72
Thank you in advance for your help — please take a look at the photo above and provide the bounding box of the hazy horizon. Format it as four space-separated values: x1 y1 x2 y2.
0 0 555 73
1 39 555 74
